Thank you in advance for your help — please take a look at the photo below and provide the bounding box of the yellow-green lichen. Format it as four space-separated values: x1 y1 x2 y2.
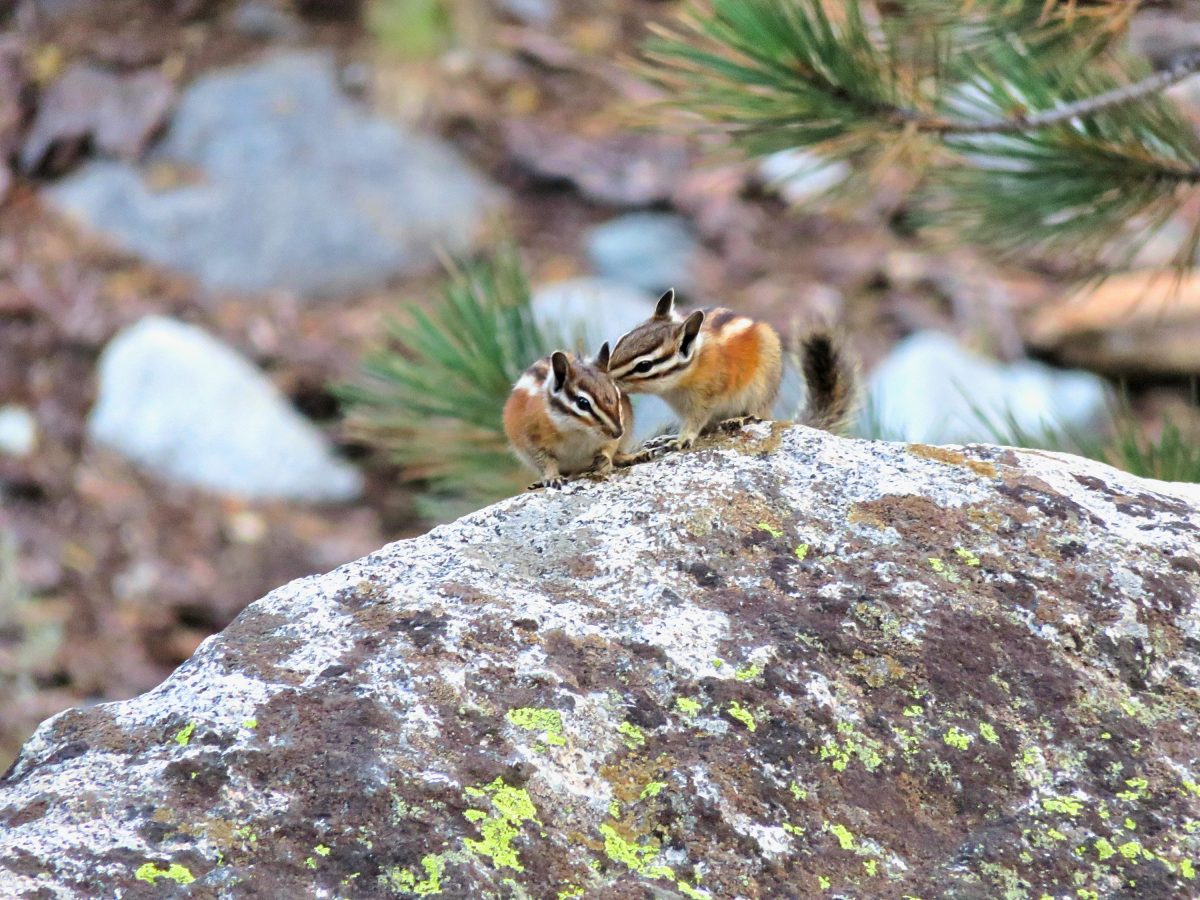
557 887 585 899
789 781 807 801
954 547 981 567
979 722 999 744
241 718 257 729
828 823 855 851
506 707 566 747
1117 840 1146 860
795 544 809 560
640 781 667 800
1095 838 1116 860
819 875 832 889
819 726 884 773
903 705 923 718
1182 859 1196 879
734 663 763 682
462 778 540 872
1042 797 1084 817
618 721 646 750
599 823 674 880
314 844 330 857
135 863 195 885
674 697 702 718
943 726 972 751
1116 777 1149 802
381 854 445 895
173 723 196 747
756 522 784 538
726 701 756 731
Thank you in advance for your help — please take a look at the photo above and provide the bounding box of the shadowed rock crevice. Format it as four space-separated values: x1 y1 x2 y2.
0 424 1198 898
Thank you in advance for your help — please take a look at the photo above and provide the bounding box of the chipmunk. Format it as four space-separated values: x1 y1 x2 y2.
503 343 645 490
607 289 856 450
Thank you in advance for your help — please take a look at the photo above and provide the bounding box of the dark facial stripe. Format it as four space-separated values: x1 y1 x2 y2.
613 349 677 380
557 387 619 434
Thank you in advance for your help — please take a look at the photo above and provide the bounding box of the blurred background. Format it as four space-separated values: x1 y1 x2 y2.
2 0 1199 770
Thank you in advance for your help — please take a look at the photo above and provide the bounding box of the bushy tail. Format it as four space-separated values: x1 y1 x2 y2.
797 329 859 434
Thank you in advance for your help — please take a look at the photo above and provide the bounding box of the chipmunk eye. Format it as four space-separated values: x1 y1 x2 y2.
576 397 592 412
634 360 654 374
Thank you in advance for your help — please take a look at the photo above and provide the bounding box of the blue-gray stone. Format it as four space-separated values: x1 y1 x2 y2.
87 316 362 502
47 52 500 298
585 213 697 295
859 330 1111 444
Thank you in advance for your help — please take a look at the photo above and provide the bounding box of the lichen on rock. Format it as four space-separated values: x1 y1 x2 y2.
1 424 1198 898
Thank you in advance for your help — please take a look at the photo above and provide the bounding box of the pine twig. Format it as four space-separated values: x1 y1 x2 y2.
930 48 1200 134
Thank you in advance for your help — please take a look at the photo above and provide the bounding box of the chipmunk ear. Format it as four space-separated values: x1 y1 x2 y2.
550 351 571 392
594 341 611 373
654 288 676 319
680 309 705 357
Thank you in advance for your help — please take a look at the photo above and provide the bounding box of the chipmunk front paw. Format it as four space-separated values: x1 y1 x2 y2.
528 476 568 490
718 415 762 433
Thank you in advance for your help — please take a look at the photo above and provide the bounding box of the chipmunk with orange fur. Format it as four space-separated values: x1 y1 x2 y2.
607 289 856 451
503 343 645 490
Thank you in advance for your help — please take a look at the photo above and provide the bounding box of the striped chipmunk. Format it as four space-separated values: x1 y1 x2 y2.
607 289 857 452
503 342 647 490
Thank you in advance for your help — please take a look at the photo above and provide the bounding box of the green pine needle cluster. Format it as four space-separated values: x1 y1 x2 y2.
648 0 1200 270
340 247 559 519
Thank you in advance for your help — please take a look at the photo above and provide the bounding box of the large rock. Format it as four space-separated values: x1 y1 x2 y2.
46 52 500 298
2 424 1199 897
87 316 362 502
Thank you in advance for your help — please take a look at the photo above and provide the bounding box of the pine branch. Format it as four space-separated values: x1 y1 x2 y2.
932 48 1200 137
649 0 1200 267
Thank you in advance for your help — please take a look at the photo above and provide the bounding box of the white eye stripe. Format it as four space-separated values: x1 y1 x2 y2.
573 388 621 433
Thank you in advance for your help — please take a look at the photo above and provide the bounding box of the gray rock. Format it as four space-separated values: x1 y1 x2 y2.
86 316 361 501
0 406 36 458
2 424 1199 897
230 1 304 40
584 212 698 294
20 64 175 171
860 329 1111 443
47 51 500 298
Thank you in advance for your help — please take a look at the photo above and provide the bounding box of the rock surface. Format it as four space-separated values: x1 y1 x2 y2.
862 330 1111 443
2 424 1199 898
46 52 500 298
87 316 362 502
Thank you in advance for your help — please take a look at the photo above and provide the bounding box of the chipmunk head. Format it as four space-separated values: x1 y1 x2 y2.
546 343 624 440
607 289 704 394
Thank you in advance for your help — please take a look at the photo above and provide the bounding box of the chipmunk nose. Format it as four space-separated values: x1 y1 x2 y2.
611 425 624 439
